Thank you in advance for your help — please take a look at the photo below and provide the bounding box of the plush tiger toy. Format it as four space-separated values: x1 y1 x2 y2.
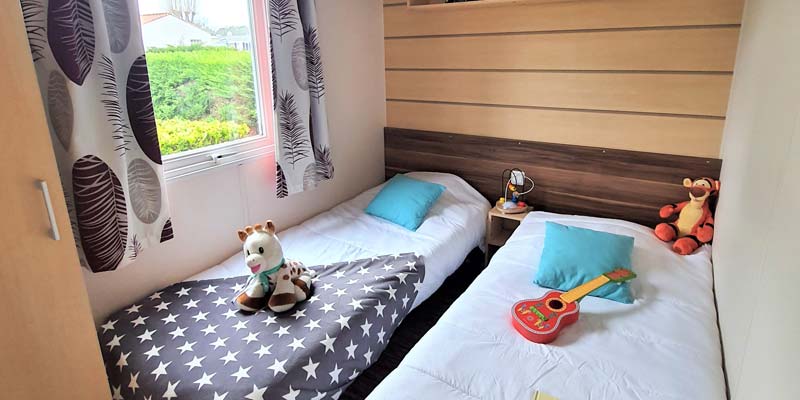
234 221 313 313
654 178 720 255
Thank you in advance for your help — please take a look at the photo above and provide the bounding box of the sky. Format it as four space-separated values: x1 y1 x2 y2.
138 0 251 29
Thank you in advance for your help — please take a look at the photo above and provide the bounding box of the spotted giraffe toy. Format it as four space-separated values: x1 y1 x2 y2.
234 221 313 313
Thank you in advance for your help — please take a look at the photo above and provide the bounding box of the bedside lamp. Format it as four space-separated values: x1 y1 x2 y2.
498 168 534 214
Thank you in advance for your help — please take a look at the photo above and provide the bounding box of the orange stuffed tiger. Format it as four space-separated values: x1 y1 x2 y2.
654 177 720 255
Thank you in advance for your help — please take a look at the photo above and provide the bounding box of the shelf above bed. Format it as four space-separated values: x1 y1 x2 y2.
405 0 574 10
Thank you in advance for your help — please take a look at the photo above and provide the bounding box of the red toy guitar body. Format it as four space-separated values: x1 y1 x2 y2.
512 291 579 344
511 268 636 344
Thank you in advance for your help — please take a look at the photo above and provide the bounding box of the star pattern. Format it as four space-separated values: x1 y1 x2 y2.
191 311 208 322
194 372 215 389
143 344 163 360
177 340 196 354
184 356 205 371
221 350 239 365
128 371 139 393
245 384 267 400
302 357 320 380
202 284 218 295
231 365 251 382
163 380 179 400
268 358 288 376
201 324 218 336
116 351 130 371
283 385 300 400
183 299 199 309
319 302 335 314
151 361 170 381
154 301 171 312
98 253 423 399
329 363 342 384
304 318 321 331
101 319 117 333
255 344 272 358
107 334 124 350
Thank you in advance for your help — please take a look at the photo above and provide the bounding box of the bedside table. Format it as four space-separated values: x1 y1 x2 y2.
484 206 532 266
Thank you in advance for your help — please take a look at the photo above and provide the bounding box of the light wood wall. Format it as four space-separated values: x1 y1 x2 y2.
382 0 745 158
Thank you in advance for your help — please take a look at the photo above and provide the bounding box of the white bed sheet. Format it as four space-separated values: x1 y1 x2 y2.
368 212 726 400
189 172 490 309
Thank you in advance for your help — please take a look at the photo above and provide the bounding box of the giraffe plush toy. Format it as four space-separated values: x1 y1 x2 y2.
655 177 720 255
234 221 313 313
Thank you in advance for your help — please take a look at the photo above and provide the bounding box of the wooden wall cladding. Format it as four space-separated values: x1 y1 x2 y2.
385 28 740 71
384 0 744 37
387 101 724 158
385 128 723 228
382 0 744 158
387 70 732 117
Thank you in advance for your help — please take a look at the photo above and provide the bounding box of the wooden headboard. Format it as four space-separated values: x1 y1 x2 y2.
385 128 722 228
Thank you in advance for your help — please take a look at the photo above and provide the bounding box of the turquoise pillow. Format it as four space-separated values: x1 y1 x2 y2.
365 174 446 231
535 222 635 303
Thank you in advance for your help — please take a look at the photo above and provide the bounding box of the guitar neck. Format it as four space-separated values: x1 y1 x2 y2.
560 275 611 304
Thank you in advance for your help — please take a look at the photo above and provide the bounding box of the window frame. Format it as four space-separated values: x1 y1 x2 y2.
160 0 274 181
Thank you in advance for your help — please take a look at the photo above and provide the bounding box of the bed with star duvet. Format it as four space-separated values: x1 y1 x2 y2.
99 172 491 399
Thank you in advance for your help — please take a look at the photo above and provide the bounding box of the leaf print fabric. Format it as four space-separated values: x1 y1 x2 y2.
269 0 333 197
21 0 173 272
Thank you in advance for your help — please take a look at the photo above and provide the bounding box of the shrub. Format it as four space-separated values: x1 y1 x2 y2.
157 119 253 155
145 46 258 129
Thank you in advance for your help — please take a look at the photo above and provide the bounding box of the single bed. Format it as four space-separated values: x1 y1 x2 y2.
368 211 726 400
190 171 490 309
98 172 490 399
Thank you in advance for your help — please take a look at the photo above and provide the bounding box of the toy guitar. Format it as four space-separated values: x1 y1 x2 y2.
511 268 636 344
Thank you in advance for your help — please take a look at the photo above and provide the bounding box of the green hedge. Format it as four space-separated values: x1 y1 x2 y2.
146 46 257 129
157 119 252 155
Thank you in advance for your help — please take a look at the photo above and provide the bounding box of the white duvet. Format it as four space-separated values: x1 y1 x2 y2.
189 172 490 309
369 212 726 400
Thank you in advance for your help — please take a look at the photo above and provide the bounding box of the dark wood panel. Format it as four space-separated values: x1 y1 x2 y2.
385 128 722 228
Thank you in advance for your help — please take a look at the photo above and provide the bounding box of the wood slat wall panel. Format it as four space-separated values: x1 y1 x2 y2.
385 28 740 71
386 149 687 206
386 70 732 117
382 0 742 158
384 0 744 37
387 101 724 157
385 128 722 182
385 128 723 227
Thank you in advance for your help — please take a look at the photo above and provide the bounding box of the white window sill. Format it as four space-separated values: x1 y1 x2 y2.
162 135 274 181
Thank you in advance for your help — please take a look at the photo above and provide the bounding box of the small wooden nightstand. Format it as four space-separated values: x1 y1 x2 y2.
485 206 532 266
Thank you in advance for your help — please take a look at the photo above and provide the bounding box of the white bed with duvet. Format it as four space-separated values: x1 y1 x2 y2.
190 171 490 309
369 212 726 400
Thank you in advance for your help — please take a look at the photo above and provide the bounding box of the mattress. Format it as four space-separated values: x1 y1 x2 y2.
190 171 490 309
368 212 726 400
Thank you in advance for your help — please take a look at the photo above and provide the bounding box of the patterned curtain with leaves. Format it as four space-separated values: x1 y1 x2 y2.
20 0 173 273
269 0 333 198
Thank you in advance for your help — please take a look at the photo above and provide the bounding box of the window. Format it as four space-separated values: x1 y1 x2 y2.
138 0 273 179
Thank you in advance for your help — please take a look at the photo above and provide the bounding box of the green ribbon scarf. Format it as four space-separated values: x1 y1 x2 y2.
255 258 285 293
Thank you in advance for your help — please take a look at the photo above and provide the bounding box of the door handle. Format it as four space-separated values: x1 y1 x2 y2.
38 180 61 241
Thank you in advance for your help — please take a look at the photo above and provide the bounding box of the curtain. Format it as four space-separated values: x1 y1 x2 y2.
21 0 173 273
269 0 333 198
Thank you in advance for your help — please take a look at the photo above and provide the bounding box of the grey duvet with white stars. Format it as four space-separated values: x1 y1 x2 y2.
99 253 424 400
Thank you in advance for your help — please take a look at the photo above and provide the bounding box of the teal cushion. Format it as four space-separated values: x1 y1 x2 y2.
365 174 446 231
535 222 635 303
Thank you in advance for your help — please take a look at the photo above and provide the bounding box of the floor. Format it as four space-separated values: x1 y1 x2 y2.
341 248 486 399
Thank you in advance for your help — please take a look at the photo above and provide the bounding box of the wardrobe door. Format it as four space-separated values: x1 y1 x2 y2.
0 3 109 399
